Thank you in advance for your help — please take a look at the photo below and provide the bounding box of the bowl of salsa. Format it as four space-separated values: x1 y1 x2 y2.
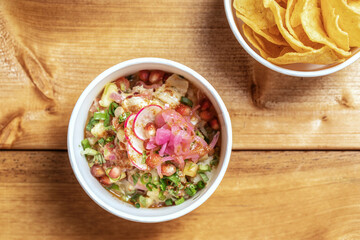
67 58 232 222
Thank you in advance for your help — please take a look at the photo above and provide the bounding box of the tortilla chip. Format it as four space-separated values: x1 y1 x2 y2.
243 24 285 59
328 0 360 47
268 46 341 65
236 11 288 46
301 0 351 57
263 0 315 52
321 0 350 51
233 0 276 29
290 0 305 27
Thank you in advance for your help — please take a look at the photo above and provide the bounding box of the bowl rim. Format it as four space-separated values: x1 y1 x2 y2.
224 0 360 78
67 57 233 223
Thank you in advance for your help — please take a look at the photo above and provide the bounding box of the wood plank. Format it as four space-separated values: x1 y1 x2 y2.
1 0 360 149
1 151 360 239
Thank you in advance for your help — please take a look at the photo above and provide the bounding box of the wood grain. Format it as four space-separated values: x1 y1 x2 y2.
1 150 360 239
1 0 360 150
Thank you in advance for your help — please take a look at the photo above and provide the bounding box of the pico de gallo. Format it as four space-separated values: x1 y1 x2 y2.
81 70 221 208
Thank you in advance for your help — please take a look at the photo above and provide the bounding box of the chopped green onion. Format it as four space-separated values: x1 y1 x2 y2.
103 110 111 127
118 112 131 123
159 178 166 191
106 183 119 191
105 136 115 143
198 164 211 173
158 191 166 201
86 117 99 131
130 193 140 203
93 112 107 120
165 173 181 185
132 173 140 185
197 180 205 190
81 148 98 156
185 184 197 196
175 197 185 205
97 138 105 146
135 203 140 208
108 102 119 117
165 199 173 206
146 182 157 191
199 173 209 182
180 96 193 107
140 173 152 185
142 151 147 164
81 139 91 150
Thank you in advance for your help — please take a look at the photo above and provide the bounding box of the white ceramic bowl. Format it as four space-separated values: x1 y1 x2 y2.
224 0 360 77
67 58 232 223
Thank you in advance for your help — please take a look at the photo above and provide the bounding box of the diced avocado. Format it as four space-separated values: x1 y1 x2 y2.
91 122 106 138
80 148 98 156
99 83 118 107
183 161 198 177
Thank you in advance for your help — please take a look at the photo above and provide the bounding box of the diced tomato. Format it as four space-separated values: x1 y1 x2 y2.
199 111 213 121
209 118 220 130
91 165 105 177
109 166 121 179
144 122 156 138
176 104 192 116
149 70 165 84
139 70 150 82
115 77 130 91
99 176 112 185
200 99 211 111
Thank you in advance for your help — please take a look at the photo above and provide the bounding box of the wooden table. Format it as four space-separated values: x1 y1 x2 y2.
1 1 360 239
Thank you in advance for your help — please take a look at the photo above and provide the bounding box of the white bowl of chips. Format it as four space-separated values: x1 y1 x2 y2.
224 0 360 77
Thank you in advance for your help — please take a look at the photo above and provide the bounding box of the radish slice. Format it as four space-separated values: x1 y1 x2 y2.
133 105 163 140
124 114 145 154
127 143 148 170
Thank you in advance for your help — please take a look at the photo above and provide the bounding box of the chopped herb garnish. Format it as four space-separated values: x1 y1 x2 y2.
132 173 140 185
165 199 173 206
106 183 120 191
108 102 119 117
81 139 91 150
94 111 107 120
86 117 99 131
146 182 157 191
180 96 193 107
185 184 197 196
118 112 131 123
197 180 205 190
140 173 152 185
103 110 111 127
199 173 209 182
198 164 211 173
105 136 114 143
165 173 181 185
135 203 140 208
97 138 105 146
175 197 185 205
159 178 166 191
130 193 140 203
